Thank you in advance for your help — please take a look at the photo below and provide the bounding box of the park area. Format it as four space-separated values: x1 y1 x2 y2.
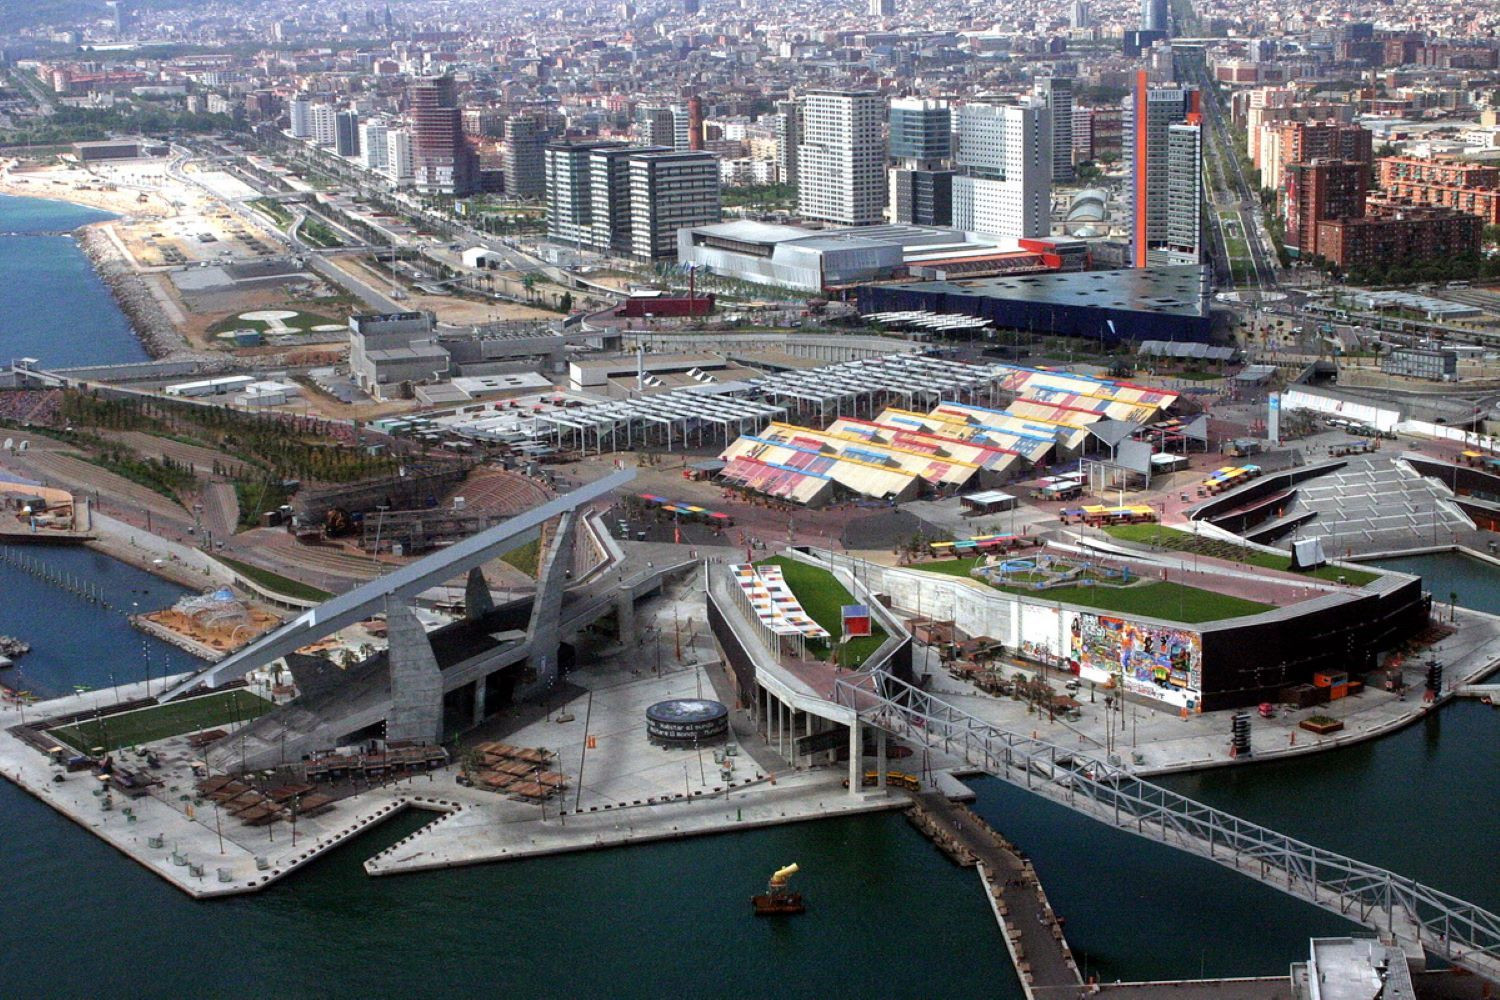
1101 523 1378 585
756 556 888 666
51 690 274 753
913 553 1275 624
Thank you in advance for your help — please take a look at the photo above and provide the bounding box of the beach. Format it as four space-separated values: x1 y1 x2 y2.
0 157 179 220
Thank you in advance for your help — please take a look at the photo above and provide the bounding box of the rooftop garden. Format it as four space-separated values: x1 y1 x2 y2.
756 555 888 667
1101 523 1378 586
911 554 1274 623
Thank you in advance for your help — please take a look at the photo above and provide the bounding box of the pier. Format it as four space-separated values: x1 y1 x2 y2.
908 791 1082 999
1455 683 1500 702
0 673 469 898
0 544 110 608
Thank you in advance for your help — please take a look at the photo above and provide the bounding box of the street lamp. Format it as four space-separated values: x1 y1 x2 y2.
372 504 390 575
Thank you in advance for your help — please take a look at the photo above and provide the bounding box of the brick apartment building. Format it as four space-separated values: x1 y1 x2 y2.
1314 204 1481 271
1376 157 1500 226
1285 160 1368 259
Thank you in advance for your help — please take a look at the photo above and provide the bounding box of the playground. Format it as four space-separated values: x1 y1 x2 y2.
970 552 1137 592
910 538 1347 624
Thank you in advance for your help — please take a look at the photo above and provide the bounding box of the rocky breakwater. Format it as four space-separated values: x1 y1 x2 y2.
75 226 193 360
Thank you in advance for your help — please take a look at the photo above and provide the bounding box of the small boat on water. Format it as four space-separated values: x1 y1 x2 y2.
751 863 805 916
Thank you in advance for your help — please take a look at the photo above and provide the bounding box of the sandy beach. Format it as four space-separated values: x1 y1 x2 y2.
3 158 236 361
0 158 174 221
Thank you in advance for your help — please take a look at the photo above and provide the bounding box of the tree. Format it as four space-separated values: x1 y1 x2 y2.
558 291 574 314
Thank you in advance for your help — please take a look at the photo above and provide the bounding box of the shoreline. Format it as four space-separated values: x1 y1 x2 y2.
74 222 196 360
0 158 168 220
1 169 197 362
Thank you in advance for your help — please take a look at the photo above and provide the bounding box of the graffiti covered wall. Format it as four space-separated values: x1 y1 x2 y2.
1068 613 1203 708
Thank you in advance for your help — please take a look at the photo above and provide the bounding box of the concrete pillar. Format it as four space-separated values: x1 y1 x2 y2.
464 566 493 621
847 722 861 794
386 596 443 745
876 728 887 788
614 586 636 644
472 673 487 728
517 513 577 701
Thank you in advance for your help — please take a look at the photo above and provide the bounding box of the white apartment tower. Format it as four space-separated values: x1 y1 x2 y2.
289 95 312 139
360 120 390 171
309 103 338 147
384 128 415 187
952 99 1052 239
797 90 885 227
545 141 712 259
1164 121 1204 265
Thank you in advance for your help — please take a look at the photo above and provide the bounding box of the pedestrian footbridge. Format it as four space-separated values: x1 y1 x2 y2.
834 670 1500 983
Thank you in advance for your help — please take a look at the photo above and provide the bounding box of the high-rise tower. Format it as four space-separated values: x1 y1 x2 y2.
797 90 885 226
409 76 478 197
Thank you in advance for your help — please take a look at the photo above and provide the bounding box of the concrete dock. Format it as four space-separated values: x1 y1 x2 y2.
0 675 467 897
0 665 907 897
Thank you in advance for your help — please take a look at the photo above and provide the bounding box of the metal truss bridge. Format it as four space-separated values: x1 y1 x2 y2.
834 670 1500 982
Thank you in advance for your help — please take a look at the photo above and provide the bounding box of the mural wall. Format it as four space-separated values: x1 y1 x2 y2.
1068 613 1203 709
1017 604 1071 668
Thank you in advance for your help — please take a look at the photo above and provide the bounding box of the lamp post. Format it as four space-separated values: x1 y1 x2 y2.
372 504 390 575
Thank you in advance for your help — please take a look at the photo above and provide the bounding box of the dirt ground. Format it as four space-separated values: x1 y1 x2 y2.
162 276 348 351
327 255 557 325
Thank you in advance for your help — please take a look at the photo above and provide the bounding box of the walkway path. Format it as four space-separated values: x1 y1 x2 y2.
910 792 1081 999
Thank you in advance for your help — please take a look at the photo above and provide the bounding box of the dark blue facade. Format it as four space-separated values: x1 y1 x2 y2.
858 267 1213 344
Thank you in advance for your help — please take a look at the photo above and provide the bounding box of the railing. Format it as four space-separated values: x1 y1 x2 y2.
834 670 1500 982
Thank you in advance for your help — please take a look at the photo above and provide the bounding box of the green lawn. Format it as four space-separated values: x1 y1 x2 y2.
1101 524 1379 585
502 538 540 578
912 554 1274 622
206 310 341 337
756 556 887 666
989 580 1271 623
912 556 988 579
218 555 333 603
50 690 274 752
